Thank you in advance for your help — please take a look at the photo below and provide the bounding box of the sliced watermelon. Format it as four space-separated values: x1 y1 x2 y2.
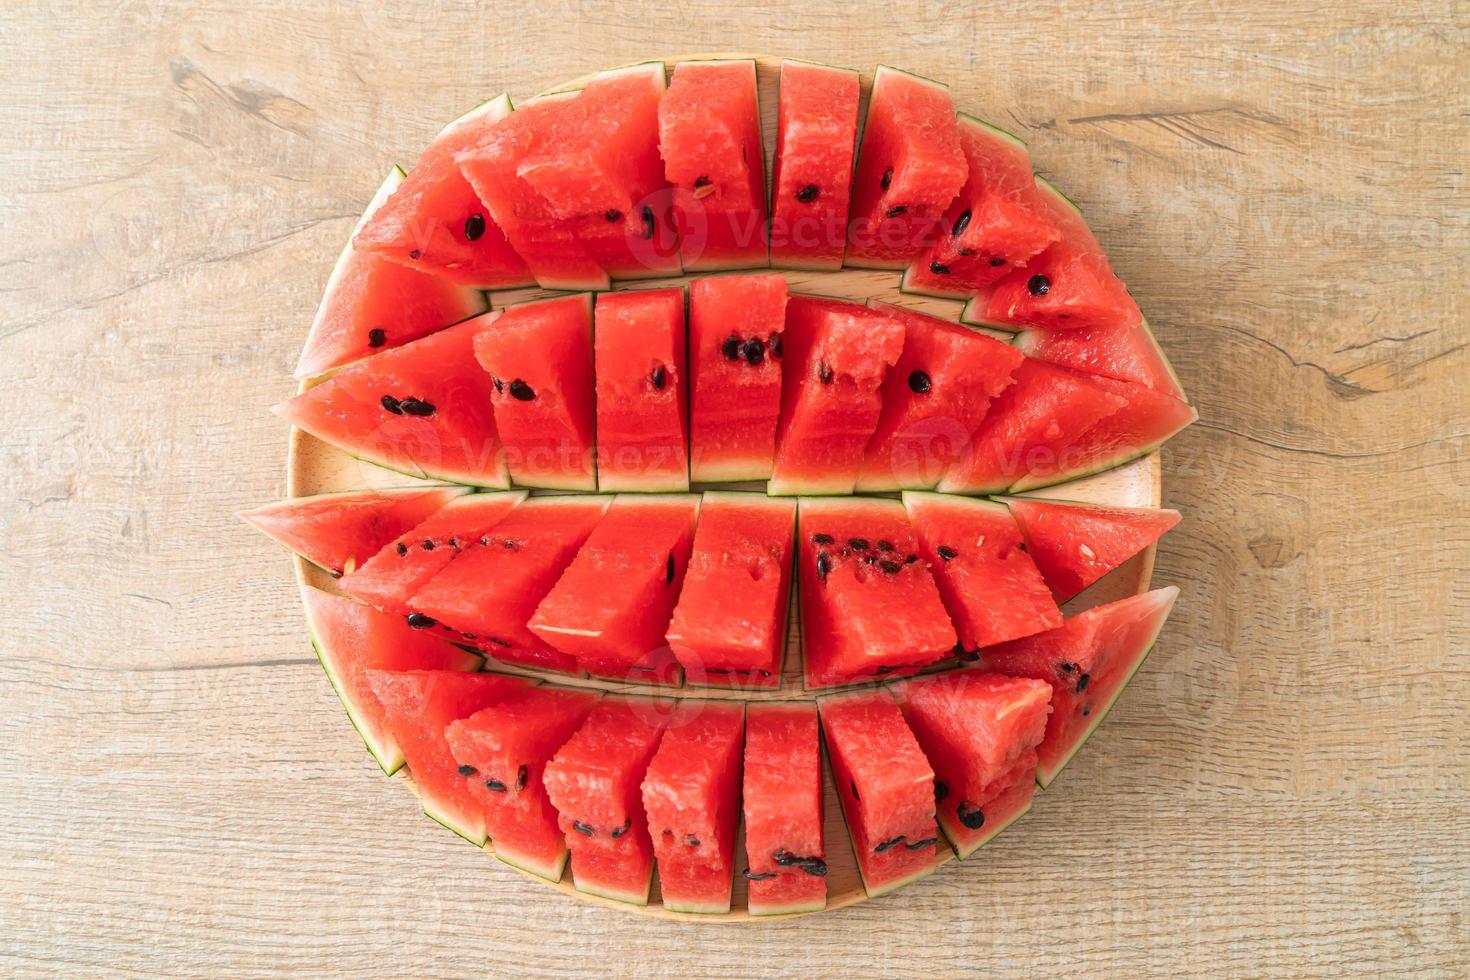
769 60 860 271
593 288 689 492
444 684 601 880
641 701 746 913
818 688 939 897
769 295 906 495
855 302 1025 491
364 669 532 843
846 67 967 269
659 59 768 271
742 702 826 915
542 695 671 904
1002 497 1182 602
351 97 533 289
980 587 1179 787
893 672 1052 857
797 497 957 689
240 486 468 577
1014 315 1186 401
665 492 796 689
472 294 597 491
687 274 788 482
277 315 510 487
902 492 1062 650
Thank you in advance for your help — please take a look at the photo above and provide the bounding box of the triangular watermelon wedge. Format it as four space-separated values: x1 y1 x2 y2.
1014 315 1186 402
1001 497 1182 602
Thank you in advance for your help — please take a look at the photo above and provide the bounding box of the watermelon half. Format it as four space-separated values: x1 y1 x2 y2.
593 288 690 492
1002 497 1182 603
769 60 860 271
743 702 826 915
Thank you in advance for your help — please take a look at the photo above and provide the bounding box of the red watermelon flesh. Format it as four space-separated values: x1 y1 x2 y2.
769 295 906 496
665 492 796 689
472 294 597 490
688 274 788 482
444 684 601 881
797 497 957 689
902 491 1062 650
846 67 967 269
277 315 510 487
641 701 746 913
855 302 1025 491
935 358 1126 495
901 117 1061 299
363 669 532 843
659 59 768 271
894 671 1051 858
819 689 939 897
406 495 612 676
769 60 860 271
1014 315 1187 401
743 702 826 915
542 695 671 904
240 485 468 577
301 587 480 775
1003 497 1182 602
351 97 533 289
593 288 689 492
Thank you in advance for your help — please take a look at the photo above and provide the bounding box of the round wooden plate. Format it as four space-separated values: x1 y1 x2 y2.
284 54 1166 921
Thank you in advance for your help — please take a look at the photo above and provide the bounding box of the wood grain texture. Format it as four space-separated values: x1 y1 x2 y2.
2 1 1466 976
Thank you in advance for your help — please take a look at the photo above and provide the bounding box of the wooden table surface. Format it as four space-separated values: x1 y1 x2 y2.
3 2 1466 976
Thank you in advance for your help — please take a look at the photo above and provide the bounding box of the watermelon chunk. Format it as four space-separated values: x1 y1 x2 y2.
742 702 826 915
769 295 906 495
769 60 860 271
659 59 768 271
301 587 480 775
688 274 788 482
444 684 601 880
797 497 957 689
665 492 796 689
1002 497 1182 602
818 688 939 897
893 672 1052 858
277 316 510 487
855 302 1025 491
593 288 690 492
364 669 532 843
542 695 671 904
472 294 597 491
240 486 468 577
902 491 1063 650
981 587 1180 787
641 701 746 913
1014 315 1187 402
846 67 967 269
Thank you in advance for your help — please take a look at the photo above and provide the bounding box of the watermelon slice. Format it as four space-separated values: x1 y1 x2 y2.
444 684 601 880
981 587 1179 787
818 688 939 897
902 491 1063 650
364 669 532 843
893 671 1052 858
659 59 768 271
846 67 967 269
641 701 746 913
769 295 906 495
406 495 612 676
855 302 1025 491
542 695 671 904
351 97 533 289
472 294 597 491
665 492 796 689
769 60 860 271
687 274 788 482
1013 315 1186 402
593 288 689 492
742 702 826 915
301 587 480 775
797 496 957 689
277 315 510 487
1002 497 1182 602
240 486 468 577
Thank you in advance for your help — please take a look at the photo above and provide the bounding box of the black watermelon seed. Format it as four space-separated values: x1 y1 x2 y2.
1076 673 1091 694
1027 274 1051 296
641 205 655 240
850 779 860 801
572 821 595 836
492 376 504 394
694 175 711 188
1016 542 1027 553
650 365 667 390
904 554 918 564
503 540 520 550
817 360 834 384
408 249 421 260
815 551 832 583
773 849 800 866
604 209 622 223
798 859 828 877
743 869 777 881
958 248 974 256
769 333 782 359
990 257 1006 267
742 338 765 365
935 780 949 802
508 379 535 401
812 533 834 545
479 536 491 547
957 802 986 830
875 836 907 853
952 209 972 237
722 335 743 361
406 613 437 630
380 395 403 415
399 397 436 417
877 540 894 552
457 764 477 777
395 542 408 556
516 765 527 791
905 837 939 850
485 779 507 792
666 553 676 585
610 819 631 838
886 205 907 218
796 183 820 203
937 545 958 561
863 553 877 566
908 370 932 394
367 328 387 348
879 559 901 574
880 168 893 190
447 538 460 550
464 213 486 241
1082 707 1091 717
422 539 435 551
848 538 869 551
929 262 951 276
686 835 701 847
489 637 510 648
1060 661 1077 673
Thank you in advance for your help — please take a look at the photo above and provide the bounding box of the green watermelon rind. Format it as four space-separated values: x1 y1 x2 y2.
571 866 655 907
422 800 490 848
938 787 1033 861
491 843 569 885
1005 403 1198 494
439 93 513 138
